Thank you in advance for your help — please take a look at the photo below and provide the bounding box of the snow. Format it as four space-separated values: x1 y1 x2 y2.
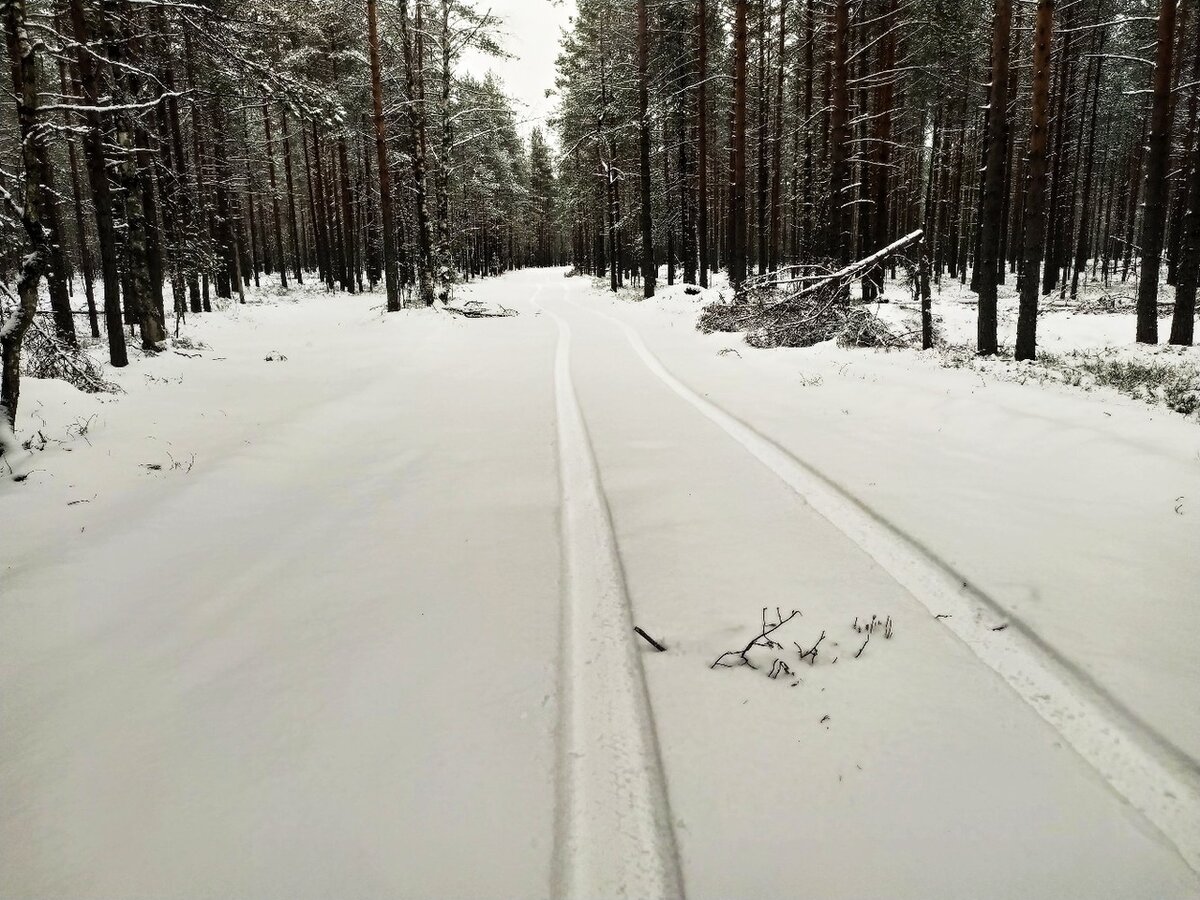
537 294 683 897
2 270 1198 897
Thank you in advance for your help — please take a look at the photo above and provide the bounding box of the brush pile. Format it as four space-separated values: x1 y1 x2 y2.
20 314 117 393
699 229 924 349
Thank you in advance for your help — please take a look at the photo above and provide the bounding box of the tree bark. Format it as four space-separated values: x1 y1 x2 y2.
829 0 851 263
262 98 289 290
731 0 749 288
977 0 1012 354
697 0 710 287
1171 4 1200 344
368 0 401 311
768 0 788 273
401 0 435 306
2 0 54 441
67 0 128 366
637 0 656 297
1136 0 1179 343
1016 0 1055 360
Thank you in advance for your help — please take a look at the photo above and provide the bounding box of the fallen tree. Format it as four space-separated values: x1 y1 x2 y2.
700 230 929 349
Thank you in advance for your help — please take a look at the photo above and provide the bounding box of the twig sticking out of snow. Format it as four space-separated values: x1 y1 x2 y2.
795 631 826 666
854 631 871 659
634 626 667 652
711 607 801 669
768 659 794 680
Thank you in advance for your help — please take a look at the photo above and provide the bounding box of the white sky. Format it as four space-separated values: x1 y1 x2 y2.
460 0 576 139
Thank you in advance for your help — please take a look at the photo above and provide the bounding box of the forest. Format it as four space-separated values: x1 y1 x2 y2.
1 0 560 444
553 0 1200 354
4 2 1200 896
4 0 1200 445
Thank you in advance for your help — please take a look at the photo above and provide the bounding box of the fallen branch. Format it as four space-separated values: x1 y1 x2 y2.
762 229 924 311
634 626 667 652
795 630 826 665
444 300 518 318
22 315 118 394
699 233 925 351
712 608 801 669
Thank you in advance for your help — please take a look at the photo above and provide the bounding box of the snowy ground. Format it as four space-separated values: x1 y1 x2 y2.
2 270 1198 898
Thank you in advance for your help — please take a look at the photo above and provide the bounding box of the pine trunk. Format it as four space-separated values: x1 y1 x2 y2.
977 0 1012 354
1136 0 1179 342
1016 0 1055 360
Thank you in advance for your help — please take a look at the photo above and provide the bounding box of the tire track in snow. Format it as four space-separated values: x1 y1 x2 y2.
578 299 1200 876
535 293 685 900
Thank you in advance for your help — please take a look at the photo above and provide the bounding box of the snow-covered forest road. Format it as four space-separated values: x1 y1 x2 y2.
3 269 1199 898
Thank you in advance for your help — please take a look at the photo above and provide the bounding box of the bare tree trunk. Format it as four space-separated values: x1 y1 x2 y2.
731 0 749 288
184 29 214 311
868 0 897 299
1071 27 1107 300
768 0 788 273
67 0 128 366
829 0 851 263
58 50 99 338
637 0 656 297
697 0 710 287
977 0 1012 354
435 0 452 292
279 107 305 284
1171 7 1200 345
802 0 814 257
1041 13 1073 295
107 1 165 348
262 98 289 290
306 121 331 288
401 0 435 306
368 0 401 311
1136 0 1179 343
1016 0 1055 360
2 0 54 442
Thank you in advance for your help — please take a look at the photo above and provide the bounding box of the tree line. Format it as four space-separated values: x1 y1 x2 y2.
6 0 1200 447
553 0 1200 358
1 0 564 444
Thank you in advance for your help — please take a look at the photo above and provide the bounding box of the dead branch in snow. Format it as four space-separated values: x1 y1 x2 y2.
443 300 518 318
854 631 871 658
795 630 826 665
761 230 924 301
634 626 667 652
711 607 801 669
699 231 925 350
20 314 118 394
768 658 794 679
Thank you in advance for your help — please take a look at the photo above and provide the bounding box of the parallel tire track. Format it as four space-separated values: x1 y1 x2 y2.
537 295 685 900
580 299 1200 876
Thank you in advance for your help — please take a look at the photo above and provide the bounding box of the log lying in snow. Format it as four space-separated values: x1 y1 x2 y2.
761 228 925 308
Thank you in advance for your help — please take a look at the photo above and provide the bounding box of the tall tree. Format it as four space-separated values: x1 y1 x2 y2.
697 0 710 287
67 0 128 366
637 0 656 297
367 0 401 312
977 0 1013 355
1136 0 1179 343
1 0 53 443
731 0 749 288
1016 0 1055 360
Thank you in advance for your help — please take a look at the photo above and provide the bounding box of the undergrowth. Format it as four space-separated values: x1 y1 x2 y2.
938 345 1200 420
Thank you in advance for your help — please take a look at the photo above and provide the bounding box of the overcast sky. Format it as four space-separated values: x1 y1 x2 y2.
460 0 576 139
